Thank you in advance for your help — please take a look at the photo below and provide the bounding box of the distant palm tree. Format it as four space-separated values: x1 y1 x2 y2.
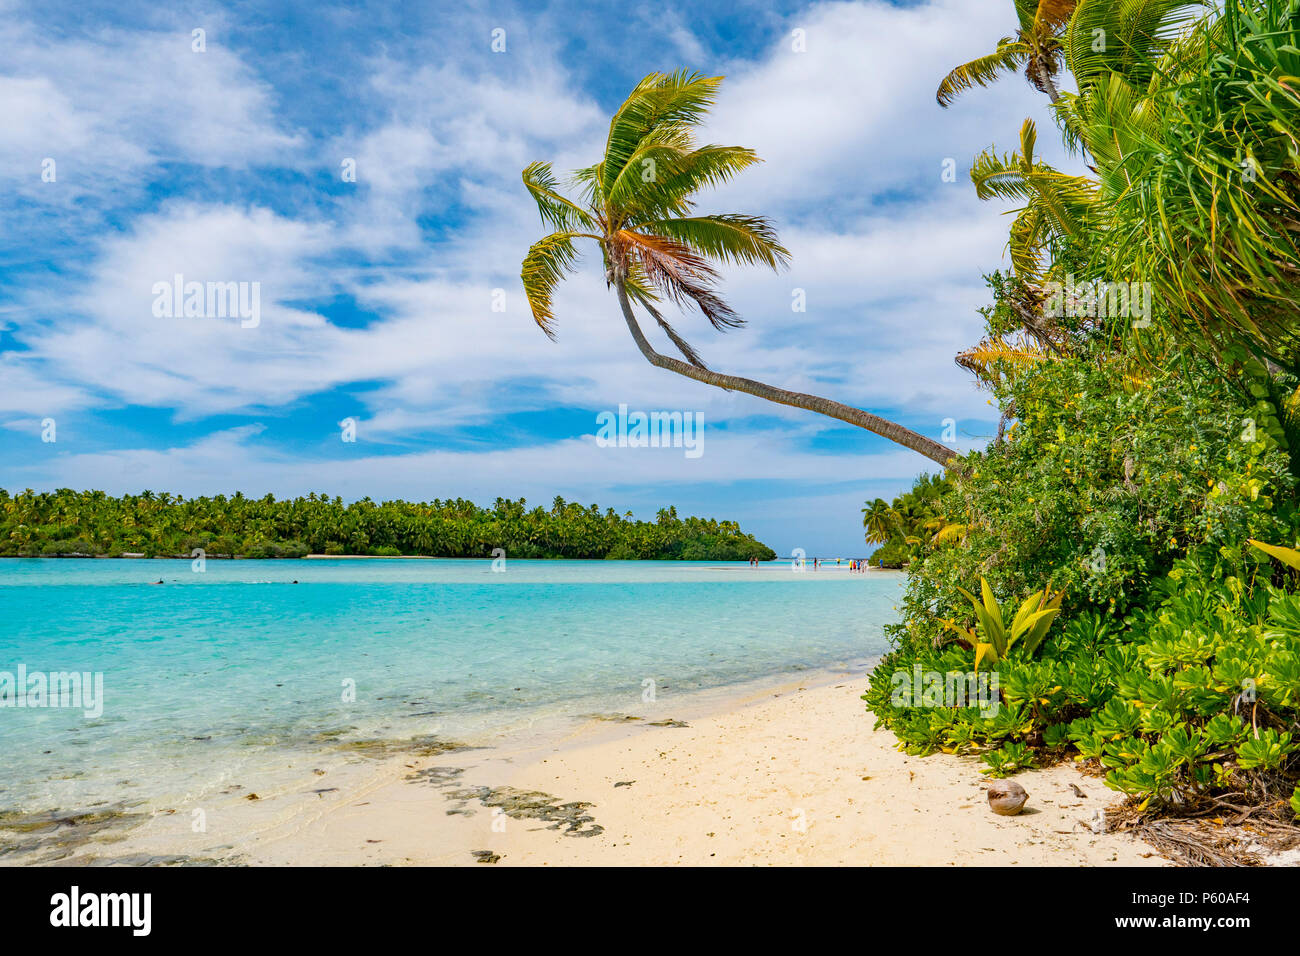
520 71 955 466
861 498 897 545
936 0 1077 106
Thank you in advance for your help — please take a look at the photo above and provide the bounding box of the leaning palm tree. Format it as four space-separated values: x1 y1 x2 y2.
936 0 1078 106
520 70 955 466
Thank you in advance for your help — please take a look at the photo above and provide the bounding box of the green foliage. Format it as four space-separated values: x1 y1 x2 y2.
0 490 776 562
1235 730 1295 772
875 539 1300 810
898 348 1294 640
1090 1 1300 366
874 5 1300 818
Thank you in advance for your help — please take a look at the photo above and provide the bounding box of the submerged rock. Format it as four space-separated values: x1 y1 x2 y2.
0 806 149 864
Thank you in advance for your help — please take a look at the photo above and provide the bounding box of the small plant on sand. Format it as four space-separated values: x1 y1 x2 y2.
983 741 1038 777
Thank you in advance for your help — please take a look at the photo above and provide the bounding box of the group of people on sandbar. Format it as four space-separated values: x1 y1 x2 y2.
809 557 873 571
746 556 876 570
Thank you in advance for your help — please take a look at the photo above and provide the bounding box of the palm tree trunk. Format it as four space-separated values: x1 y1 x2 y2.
1039 67 1061 104
615 278 957 466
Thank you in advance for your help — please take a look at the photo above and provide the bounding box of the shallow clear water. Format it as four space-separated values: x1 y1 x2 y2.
0 558 900 812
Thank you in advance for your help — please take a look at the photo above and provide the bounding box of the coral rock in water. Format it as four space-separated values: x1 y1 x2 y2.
987 781 1028 816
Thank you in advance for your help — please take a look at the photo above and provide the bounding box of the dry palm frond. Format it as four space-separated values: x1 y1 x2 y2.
955 335 1052 389
931 522 969 546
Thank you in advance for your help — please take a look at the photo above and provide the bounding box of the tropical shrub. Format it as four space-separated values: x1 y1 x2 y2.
949 577 1062 670
867 7 1300 821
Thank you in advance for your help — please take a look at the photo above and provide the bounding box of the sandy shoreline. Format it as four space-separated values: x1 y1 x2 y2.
32 666 1163 866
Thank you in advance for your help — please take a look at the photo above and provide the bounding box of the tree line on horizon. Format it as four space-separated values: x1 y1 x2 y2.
0 489 776 561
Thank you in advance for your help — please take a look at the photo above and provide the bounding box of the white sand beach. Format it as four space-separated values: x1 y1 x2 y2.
75 669 1161 867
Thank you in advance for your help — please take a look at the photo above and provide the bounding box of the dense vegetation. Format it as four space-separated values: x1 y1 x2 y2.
0 490 776 561
868 0 1300 837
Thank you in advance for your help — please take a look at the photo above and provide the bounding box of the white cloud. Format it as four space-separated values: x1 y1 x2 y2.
706 0 1074 213
0 13 301 202
10 420 972 501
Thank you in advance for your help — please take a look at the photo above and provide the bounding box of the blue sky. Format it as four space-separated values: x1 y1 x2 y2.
1 0 1069 555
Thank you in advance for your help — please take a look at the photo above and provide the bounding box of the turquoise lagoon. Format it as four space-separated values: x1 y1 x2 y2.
0 558 900 813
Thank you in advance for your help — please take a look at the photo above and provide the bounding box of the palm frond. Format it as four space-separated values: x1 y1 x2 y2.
1022 168 1095 237
932 522 969 546
604 125 695 209
1035 0 1079 33
973 119 1097 278
644 214 791 269
1019 116 1038 165
616 229 743 331
601 71 722 203
624 145 764 220
1067 0 1207 90
523 162 598 233
955 335 1051 388
1008 206 1047 278
937 39 1028 106
971 149 1034 203
521 232 587 338
571 163 604 208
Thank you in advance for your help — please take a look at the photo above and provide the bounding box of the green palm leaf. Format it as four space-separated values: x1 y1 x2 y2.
601 71 722 201
937 39 1028 107
644 215 791 269
623 145 764 220
523 162 598 233
521 231 586 338
1066 0 1206 90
